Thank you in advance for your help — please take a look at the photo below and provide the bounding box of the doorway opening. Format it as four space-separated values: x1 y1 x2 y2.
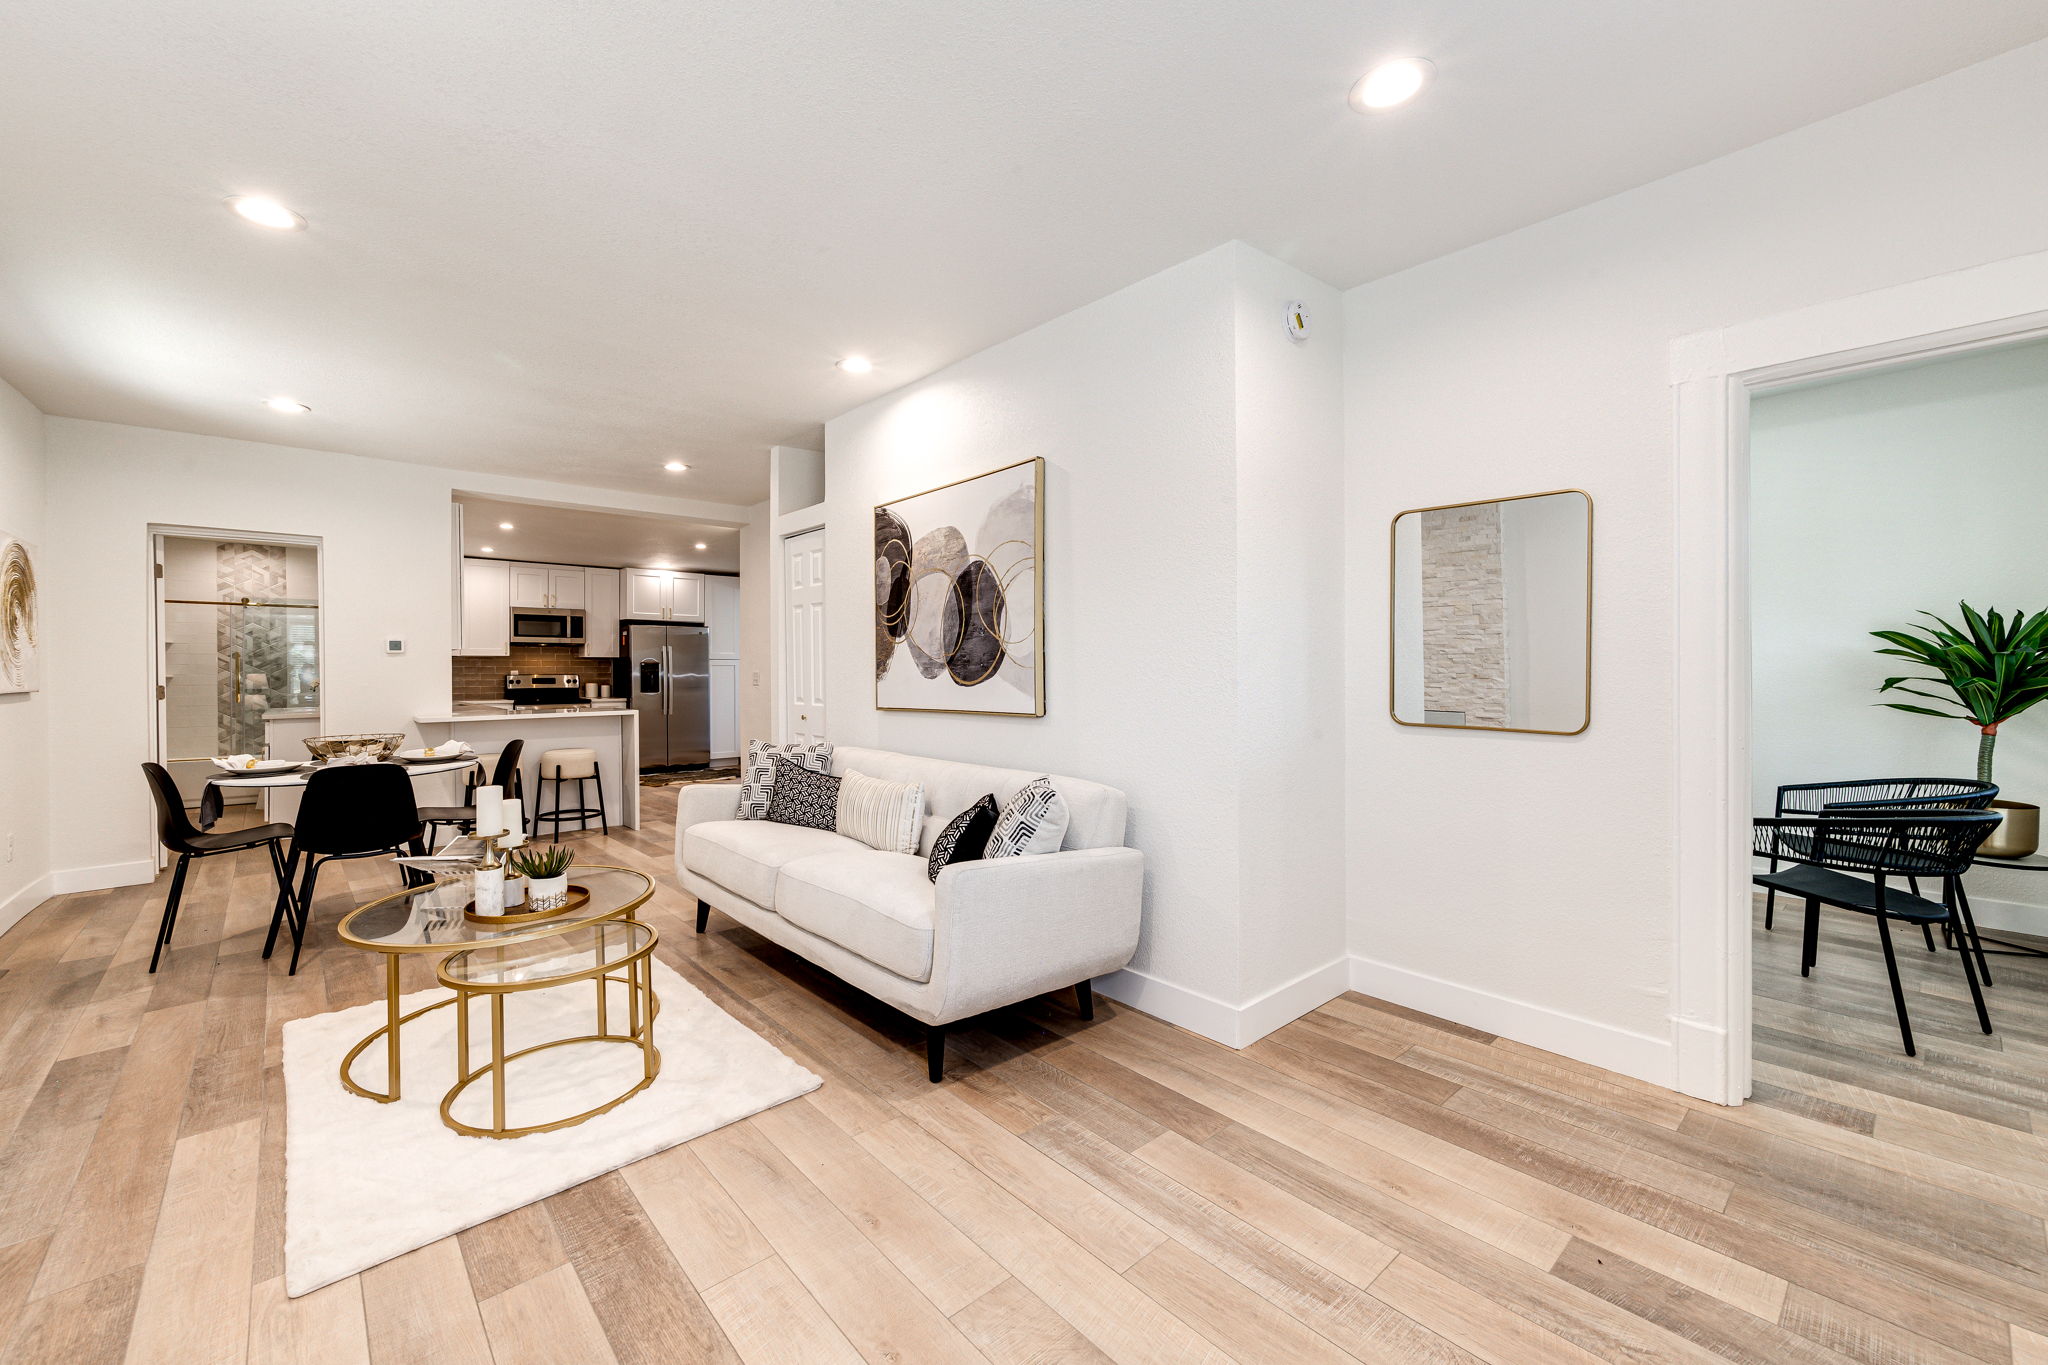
151 530 321 827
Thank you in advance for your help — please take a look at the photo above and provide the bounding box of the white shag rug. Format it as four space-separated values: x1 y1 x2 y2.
283 958 820 1297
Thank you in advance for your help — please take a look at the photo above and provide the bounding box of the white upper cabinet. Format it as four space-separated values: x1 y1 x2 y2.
546 566 586 610
582 567 621 658
459 558 511 656
507 563 552 608
623 567 705 621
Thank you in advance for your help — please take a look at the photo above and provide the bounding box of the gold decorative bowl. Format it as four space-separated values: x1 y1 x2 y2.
304 732 406 763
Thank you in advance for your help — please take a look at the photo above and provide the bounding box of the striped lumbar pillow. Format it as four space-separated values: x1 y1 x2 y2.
986 776 1068 858
835 769 926 855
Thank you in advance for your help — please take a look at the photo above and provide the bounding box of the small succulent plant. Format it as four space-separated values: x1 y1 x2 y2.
509 845 574 879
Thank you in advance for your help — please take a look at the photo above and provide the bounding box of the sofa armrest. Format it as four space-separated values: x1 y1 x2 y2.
673 782 742 872
930 847 1144 1022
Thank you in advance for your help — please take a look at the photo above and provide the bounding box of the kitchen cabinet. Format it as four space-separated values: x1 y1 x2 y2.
624 567 704 621
546 566 586 610
705 576 740 760
583 567 621 658
507 563 552 608
459 558 511 656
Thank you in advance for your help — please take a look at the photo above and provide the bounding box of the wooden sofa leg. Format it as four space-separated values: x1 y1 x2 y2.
1076 980 1094 1020
695 899 710 934
926 1026 946 1083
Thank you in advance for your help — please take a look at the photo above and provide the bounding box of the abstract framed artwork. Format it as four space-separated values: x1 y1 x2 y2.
0 530 38 695
875 457 1044 716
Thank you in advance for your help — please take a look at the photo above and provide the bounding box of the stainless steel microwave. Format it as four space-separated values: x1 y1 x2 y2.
509 608 585 646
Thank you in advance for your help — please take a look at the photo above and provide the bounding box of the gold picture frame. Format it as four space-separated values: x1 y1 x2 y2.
1388 488 1592 736
874 456 1046 717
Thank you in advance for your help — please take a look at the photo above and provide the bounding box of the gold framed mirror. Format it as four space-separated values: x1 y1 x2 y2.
1389 489 1592 735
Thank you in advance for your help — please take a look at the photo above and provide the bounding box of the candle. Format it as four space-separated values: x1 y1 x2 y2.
503 798 525 846
475 785 504 838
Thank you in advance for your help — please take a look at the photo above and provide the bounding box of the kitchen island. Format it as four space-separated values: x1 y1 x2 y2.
413 705 640 831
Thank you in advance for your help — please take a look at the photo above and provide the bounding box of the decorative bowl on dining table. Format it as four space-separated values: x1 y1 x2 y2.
303 732 406 763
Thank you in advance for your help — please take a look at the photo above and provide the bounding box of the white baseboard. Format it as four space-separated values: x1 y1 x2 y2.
50 860 156 896
1347 953 1677 1091
1094 955 1349 1050
1963 893 2048 940
0 872 54 939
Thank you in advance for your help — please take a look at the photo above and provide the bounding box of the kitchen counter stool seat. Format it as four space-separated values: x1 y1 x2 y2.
140 762 294 973
534 747 607 842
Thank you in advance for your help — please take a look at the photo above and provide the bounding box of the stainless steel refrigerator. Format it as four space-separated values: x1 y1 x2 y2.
625 622 710 768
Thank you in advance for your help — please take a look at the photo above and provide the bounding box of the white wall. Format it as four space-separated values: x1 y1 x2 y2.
822 243 1345 1043
1342 37 2048 1086
737 497 772 754
42 418 756 891
0 376 48 932
1752 338 2048 931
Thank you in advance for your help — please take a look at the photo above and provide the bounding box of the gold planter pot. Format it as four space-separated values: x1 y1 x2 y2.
1980 799 2041 860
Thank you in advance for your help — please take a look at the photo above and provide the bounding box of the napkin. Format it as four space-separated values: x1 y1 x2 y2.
211 754 265 772
418 740 474 758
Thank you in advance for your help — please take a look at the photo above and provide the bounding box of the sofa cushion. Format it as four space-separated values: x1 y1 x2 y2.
683 820 860 907
829 745 1128 854
736 739 832 820
765 755 841 831
775 848 937 982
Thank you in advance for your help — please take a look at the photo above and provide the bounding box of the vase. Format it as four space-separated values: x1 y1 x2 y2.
1980 799 2040 859
472 866 505 917
503 874 527 908
529 873 570 911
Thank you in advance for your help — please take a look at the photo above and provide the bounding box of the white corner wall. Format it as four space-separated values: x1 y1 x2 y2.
41 418 757 893
0 376 49 933
738 497 772 752
1752 339 2048 935
822 242 1346 1044
1342 37 2048 1089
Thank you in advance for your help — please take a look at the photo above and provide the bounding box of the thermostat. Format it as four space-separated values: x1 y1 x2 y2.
1285 300 1311 341
385 638 405 655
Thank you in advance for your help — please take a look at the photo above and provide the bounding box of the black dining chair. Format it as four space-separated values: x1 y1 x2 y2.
418 740 524 847
1752 810 1999 1054
140 763 295 973
1761 779 1997 930
263 763 427 975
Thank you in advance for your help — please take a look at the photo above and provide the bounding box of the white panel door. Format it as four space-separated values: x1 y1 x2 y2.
783 529 826 744
546 566 587 610
507 562 552 608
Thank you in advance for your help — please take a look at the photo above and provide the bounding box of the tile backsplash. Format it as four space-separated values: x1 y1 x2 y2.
453 646 620 702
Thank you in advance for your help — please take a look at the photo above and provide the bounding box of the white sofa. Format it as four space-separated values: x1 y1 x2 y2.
674 745 1143 1080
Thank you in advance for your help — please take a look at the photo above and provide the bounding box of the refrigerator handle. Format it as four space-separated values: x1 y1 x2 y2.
663 643 673 715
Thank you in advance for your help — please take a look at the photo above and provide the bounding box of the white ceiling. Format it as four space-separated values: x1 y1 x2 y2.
454 494 738 572
2 3 2043 505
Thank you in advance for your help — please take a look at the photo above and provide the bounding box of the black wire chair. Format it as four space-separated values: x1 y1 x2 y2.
1752 811 1999 1055
1762 779 1997 935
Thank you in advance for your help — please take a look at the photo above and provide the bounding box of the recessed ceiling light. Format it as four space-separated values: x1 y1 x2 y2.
663 460 689 472
837 355 874 374
498 522 514 530
227 195 306 230
265 396 310 413
694 542 708 551
1349 57 1433 111
480 546 494 553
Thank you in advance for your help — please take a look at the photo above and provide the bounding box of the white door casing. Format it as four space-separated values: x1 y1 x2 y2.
784 529 826 744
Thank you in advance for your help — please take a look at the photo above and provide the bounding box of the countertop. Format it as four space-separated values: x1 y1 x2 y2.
415 705 635 724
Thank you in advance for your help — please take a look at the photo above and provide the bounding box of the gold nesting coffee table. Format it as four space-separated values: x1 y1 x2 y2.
438 918 661 1139
334 866 652 1104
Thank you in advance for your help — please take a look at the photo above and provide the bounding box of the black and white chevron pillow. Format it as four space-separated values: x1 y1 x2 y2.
985 777 1068 858
763 755 840 831
736 739 832 820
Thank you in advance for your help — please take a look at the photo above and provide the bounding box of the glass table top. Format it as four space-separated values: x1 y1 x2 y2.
336 865 653 953
440 919 654 988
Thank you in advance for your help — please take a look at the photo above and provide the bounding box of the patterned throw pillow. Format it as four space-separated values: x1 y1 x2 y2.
836 769 925 855
985 777 1068 858
736 739 832 820
928 794 999 881
763 755 841 831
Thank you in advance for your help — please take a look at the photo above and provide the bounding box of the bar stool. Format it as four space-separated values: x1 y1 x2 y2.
534 747 608 842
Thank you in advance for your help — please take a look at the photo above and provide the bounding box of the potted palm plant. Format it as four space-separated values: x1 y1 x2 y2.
1873 602 2048 857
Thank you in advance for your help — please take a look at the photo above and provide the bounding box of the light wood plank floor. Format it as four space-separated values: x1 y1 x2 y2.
1 787 2045 1363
